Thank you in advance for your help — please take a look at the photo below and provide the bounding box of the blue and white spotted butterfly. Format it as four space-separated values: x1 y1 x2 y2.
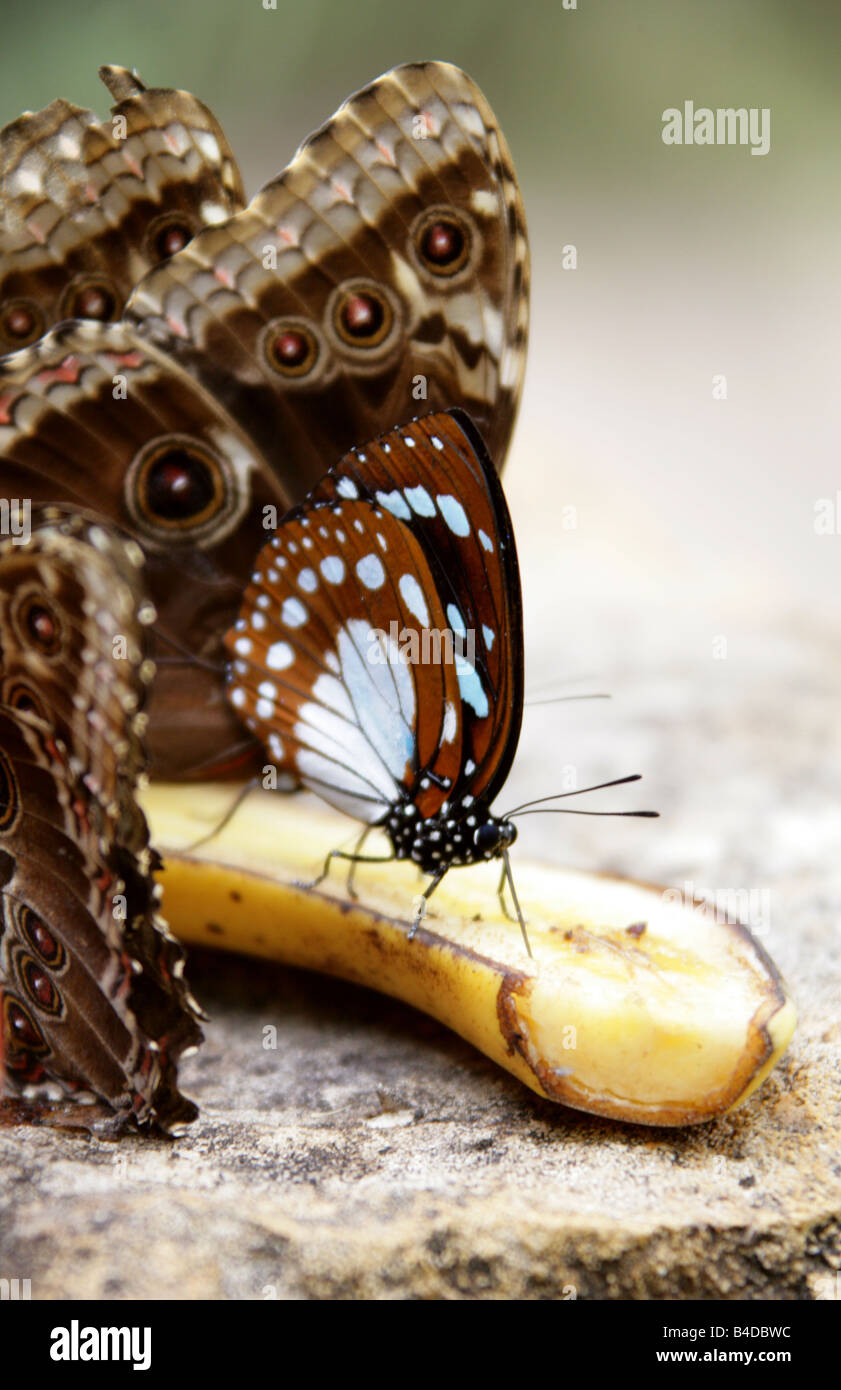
225 411 656 953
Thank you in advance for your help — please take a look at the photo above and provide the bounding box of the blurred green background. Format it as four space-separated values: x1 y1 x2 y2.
2 0 837 609
2 0 838 867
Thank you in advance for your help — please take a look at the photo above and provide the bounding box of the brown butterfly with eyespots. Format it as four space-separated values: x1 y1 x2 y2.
0 508 203 1130
0 61 529 780
0 65 244 349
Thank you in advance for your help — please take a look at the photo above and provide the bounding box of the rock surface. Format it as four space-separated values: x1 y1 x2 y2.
1 605 839 1300
2 381 840 1303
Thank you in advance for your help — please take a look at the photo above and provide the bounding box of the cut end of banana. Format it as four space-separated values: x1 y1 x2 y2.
142 783 796 1128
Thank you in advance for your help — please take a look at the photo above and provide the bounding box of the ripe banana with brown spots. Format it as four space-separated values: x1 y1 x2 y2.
142 783 795 1127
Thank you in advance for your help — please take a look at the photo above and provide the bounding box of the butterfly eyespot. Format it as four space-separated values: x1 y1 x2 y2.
145 451 217 521
329 281 399 356
126 435 244 548
0 748 20 832
0 299 44 347
18 953 64 1016
61 278 119 322
147 213 195 262
417 217 469 274
262 320 320 378
3 680 48 723
3 996 48 1054
18 906 65 970
411 208 476 282
17 593 62 657
338 292 385 340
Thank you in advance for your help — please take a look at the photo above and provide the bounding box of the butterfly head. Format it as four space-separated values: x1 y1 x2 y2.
472 815 517 859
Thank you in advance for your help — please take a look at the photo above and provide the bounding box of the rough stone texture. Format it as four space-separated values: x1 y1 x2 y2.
0 937 837 1300
0 598 839 1300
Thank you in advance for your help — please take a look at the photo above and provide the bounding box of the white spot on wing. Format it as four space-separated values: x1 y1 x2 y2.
405 485 435 516
356 553 385 589
320 556 345 584
447 605 466 639
470 189 497 216
195 130 222 163
200 200 228 225
266 641 294 670
437 494 470 536
282 597 308 627
399 573 430 626
442 701 457 744
376 489 411 520
339 620 415 764
455 655 488 717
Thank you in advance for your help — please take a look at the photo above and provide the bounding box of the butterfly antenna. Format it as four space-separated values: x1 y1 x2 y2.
501 849 532 958
525 692 611 708
183 777 260 852
525 670 605 697
511 808 659 818
503 773 645 818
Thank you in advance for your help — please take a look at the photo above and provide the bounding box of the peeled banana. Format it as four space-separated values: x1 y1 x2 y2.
142 783 795 1127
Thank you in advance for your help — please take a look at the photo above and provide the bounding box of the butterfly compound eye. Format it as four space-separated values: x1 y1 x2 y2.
474 819 516 853
0 299 45 347
474 822 502 853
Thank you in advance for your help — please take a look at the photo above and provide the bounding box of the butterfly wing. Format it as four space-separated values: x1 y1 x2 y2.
0 66 244 351
0 322 287 776
0 511 203 1127
127 61 529 487
0 64 527 779
226 410 523 824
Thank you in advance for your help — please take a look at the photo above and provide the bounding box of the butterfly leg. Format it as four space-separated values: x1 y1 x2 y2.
345 826 373 899
310 842 395 895
184 777 259 851
409 869 447 940
497 862 516 921
499 850 533 959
